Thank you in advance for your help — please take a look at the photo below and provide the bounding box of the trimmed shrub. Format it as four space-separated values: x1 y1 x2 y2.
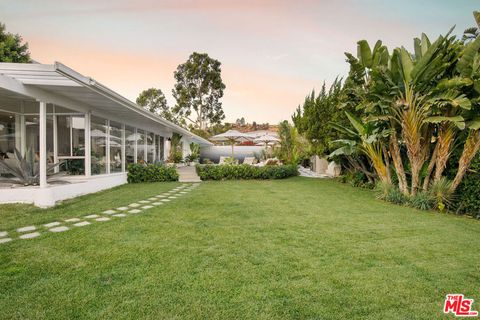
127 163 179 183
196 164 298 180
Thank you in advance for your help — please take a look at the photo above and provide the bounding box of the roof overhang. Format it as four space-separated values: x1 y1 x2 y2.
0 62 212 146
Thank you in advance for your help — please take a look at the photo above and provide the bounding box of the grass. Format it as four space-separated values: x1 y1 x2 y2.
0 177 479 319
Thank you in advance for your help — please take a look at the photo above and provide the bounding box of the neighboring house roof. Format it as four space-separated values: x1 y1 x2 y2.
0 62 212 146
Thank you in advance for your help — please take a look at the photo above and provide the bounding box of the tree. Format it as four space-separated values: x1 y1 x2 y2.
136 88 185 126
172 52 226 130
0 23 31 62
463 11 480 43
292 78 346 155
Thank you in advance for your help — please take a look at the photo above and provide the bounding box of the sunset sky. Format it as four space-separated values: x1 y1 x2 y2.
1 0 477 123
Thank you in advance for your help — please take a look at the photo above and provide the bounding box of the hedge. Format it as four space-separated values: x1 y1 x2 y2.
127 163 179 183
195 164 299 180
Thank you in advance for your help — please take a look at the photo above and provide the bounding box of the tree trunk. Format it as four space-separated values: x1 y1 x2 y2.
433 124 455 183
450 130 480 193
389 131 408 194
422 142 439 190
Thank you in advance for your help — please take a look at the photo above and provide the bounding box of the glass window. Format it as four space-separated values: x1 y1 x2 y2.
136 129 145 164
91 116 107 175
125 126 135 166
147 132 155 163
109 121 123 173
57 115 85 157
24 114 54 163
0 111 18 158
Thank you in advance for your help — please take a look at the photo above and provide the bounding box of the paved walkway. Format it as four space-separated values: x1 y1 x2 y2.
177 165 201 183
0 183 200 245
298 166 330 178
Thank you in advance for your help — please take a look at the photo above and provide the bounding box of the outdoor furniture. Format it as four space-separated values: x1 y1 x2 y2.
243 157 256 165
210 130 255 158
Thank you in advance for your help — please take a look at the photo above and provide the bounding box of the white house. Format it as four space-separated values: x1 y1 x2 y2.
0 62 211 207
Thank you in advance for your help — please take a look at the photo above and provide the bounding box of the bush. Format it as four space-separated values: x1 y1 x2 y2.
196 164 299 180
339 170 374 189
409 192 435 210
127 163 179 183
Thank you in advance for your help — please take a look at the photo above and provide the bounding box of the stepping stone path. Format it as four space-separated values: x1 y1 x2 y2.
113 213 126 218
44 222 61 228
50 226 69 233
17 226 36 233
3 184 198 245
74 221 90 227
19 232 40 239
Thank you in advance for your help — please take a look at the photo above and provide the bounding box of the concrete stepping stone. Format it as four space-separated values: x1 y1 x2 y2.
65 218 81 223
50 226 69 233
17 226 36 233
73 221 90 227
0 238 12 244
84 214 99 219
19 232 40 239
139 200 150 204
147 197 157 201
102 210 116 215
96 217 110 222
128 209 141 214
44 222 61 228
152 202 163 206
0 231 7 237
161 199 171 202
141 205 153 209
156 195 166 198
113 213 126 218
128 203 140 207
168 196 177 199
117 207 129 211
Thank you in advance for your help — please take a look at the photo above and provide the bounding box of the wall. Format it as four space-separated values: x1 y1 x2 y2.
200 145 265 163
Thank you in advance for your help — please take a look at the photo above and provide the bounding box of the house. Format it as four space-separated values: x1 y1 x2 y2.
0 62 211 207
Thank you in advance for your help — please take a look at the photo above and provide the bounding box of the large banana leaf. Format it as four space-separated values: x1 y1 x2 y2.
467 118 480 130
345 111 367 136
457 36 480 77
474 11 480 29
357 40 373 68
411 35 443 83
424 115 465 130
436 77 473 90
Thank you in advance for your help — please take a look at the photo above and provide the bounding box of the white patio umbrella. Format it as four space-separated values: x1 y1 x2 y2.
210 130 254 157
254 134 280 147
254 134 280 156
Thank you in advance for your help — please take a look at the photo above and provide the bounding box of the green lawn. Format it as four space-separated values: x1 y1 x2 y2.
0 178 479 319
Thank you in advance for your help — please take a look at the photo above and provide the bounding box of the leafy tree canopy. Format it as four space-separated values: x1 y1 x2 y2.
0 23 31 63
172 52 226 130
136 88 185 127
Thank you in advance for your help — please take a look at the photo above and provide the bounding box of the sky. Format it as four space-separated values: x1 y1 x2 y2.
0 0 478 123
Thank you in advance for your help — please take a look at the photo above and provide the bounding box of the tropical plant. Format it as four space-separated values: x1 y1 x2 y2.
463 11 480 43
0 148 63 185
185 142 200 163
168 133 183 163
276 120 310 165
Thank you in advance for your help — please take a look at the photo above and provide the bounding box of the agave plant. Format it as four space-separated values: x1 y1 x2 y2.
0 148 63 186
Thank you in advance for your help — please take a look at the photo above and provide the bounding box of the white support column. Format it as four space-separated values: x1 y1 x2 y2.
106 120 110 174
164 137 171 161
53 105 58 172
85 112 91 177
134 128 137 163
121 123 126 172
144 131 148 163
39 101 47 188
